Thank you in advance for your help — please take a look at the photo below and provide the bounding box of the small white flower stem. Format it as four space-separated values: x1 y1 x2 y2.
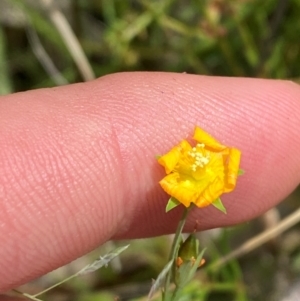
162 206 191 301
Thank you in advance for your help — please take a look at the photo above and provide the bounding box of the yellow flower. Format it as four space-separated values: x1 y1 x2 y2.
158 127 241 208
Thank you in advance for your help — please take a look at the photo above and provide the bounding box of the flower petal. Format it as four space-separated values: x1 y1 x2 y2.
224 148 241 192
158 140 191 174
193 177 224 207
193 127 226 151
159 173 196 207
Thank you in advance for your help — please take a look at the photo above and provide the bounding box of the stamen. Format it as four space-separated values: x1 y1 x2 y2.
189 147 210 171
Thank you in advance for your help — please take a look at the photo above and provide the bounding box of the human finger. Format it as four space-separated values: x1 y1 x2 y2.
0 73 299 291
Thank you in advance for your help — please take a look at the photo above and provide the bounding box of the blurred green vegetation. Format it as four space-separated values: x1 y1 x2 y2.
1 0 300 93
2 0 300 300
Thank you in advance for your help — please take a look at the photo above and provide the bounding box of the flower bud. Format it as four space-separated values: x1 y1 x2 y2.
174 234 205 288
177 233 199 266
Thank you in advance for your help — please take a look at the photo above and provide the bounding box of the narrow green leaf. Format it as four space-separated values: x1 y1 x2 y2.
238 169 245 175
187 248 206 283
147 260 173 301
212 198 227 214
166 197 181 212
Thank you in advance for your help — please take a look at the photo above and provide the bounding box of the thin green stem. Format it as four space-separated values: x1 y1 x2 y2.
169 207 191 262
32 268 85 297
12 289 43 301
171 286 182 301
163 206 191 301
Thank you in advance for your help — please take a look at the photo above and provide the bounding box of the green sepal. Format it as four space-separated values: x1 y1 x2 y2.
238 169 245 175
166 197 181 212
155 154 162 159
212 198 227 214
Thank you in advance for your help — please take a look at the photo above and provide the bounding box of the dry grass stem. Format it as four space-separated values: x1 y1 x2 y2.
210 206 300 271
39 0 95 81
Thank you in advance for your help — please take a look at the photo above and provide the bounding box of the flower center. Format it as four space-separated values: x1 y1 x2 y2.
188 143 210 172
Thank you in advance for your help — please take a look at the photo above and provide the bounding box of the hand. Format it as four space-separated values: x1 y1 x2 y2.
0 72 299 293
